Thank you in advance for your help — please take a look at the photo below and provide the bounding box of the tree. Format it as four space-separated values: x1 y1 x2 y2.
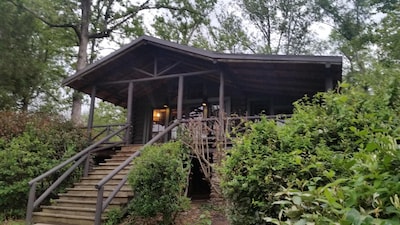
0 1 70 111
239 0 322 54
152 0 217 45
372 4 400 65
9 0 203 124
208 11 256 53
316 0 375 74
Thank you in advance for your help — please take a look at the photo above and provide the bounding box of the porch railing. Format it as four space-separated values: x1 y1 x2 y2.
25 124 130 225
88 123 128 143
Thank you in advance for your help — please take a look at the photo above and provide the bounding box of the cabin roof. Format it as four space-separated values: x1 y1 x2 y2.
63 35 342 107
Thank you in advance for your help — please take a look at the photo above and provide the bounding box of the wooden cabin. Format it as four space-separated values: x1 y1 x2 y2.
63 35 342 145
27 36 342 225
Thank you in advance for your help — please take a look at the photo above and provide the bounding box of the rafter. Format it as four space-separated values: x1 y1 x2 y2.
99 70 218 86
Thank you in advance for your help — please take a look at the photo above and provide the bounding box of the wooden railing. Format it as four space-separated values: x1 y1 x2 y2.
25 124 130 225
88 123 128 144
27 115 290 225
93 121 180 225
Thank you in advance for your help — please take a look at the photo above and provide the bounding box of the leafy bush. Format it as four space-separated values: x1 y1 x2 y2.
221 67 400 224
127 141 190 225
0 112 88 219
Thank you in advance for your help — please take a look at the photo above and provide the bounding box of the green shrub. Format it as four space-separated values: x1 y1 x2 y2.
0 112 88 219
221 68 400 224
127 141 190 225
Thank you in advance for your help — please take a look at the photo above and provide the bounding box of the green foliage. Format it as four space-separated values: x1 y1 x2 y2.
221 67 400 224
104 208 124 225
240 0 322 54
0 1 73 111
0 111 88 219
127 141 190 225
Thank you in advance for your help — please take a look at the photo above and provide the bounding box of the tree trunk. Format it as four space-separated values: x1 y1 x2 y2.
71 0 91 124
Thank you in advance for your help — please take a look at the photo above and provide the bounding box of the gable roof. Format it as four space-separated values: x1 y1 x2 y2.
63 35 342 107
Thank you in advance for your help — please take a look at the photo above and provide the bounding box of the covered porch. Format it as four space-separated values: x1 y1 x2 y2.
63 35 342 145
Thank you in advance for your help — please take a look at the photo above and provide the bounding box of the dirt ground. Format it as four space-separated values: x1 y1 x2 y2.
123 199 229 225
175 200 229 225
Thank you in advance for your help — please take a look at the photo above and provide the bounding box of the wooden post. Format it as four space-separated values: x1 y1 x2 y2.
87 86 96 141
325 64 333 91
126 82 134 144
177 76 184 120
219 72 225 129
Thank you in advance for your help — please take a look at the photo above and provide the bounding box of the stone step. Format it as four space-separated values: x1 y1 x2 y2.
33 212 104 225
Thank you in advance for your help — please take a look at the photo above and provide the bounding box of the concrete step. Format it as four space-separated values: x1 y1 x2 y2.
33 212 104 225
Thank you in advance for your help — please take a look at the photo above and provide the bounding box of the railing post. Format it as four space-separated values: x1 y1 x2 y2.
83 154 90 177
95 186 104 225
88 86 96 142
126 82 134 144
177 75 184 120
26 182 36 225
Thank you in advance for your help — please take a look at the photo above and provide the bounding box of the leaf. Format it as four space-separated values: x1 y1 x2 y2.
294 219 308 225
344 208 362 225
365 142 379 152
293 196 302 205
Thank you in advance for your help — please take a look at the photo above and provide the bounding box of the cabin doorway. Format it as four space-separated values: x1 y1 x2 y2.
152 108 169 137
187 157 211 200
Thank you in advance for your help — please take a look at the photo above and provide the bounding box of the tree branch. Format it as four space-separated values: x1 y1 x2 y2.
7 0 80 38
89 1 203 39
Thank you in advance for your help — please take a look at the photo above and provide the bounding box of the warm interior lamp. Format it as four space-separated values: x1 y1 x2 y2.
202 97 208 106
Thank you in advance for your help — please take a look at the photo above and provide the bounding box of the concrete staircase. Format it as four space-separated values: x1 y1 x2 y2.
32 145 141 225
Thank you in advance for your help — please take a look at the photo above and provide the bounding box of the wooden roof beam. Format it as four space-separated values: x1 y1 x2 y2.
98 69 218 85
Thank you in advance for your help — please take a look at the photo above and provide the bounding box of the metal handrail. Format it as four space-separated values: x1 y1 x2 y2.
26 124 130 225
93 121 180 225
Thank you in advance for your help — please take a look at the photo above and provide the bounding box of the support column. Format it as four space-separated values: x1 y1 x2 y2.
126 82 134 144
87 86 96 141
177 75 184 120
325 64 333 91
219 72 225 125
